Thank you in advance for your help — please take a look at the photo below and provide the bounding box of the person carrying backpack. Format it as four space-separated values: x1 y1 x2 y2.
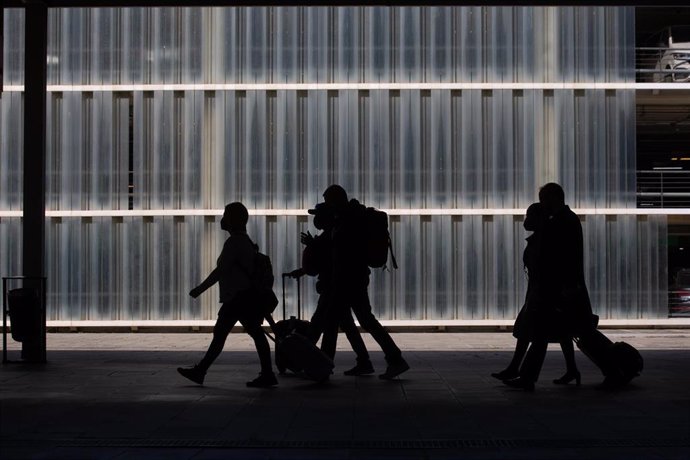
177 202 278 388
320 185 410 380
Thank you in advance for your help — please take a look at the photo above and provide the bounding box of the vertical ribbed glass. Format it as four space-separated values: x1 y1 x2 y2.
0 6 669 321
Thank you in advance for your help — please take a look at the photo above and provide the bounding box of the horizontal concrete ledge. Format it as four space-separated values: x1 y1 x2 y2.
4 83 690 92
33 318 690 332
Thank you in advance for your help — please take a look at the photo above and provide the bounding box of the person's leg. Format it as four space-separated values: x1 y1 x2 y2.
240 312 278 388
319 302 341 361
492 338 528 380
197 311 236 372
307 294 328 344
340 310 370 363
519 340 548 383
509 339 530 371
339 310 374 375
350 289 402 363
178 306 236 384
553 339 581 385
560 339 578 373
348 287 409 379
244 322 274 375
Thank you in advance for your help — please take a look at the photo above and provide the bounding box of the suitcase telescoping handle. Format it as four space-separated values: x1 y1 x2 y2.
281 272 301 320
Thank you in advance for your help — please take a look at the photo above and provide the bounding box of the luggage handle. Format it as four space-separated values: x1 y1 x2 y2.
281 272 301 320
265 272 301 343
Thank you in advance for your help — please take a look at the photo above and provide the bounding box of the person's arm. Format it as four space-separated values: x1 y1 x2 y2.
190 268 220 298
287 268 306 279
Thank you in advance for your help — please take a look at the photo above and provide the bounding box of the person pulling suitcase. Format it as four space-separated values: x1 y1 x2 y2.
504 183 592 391
288 201 375 376
264 274 334 382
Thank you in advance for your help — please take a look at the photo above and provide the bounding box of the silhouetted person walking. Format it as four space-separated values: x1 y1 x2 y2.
504 183 592 391
178 202 278 388
320 185 410 380
291 202 375 376
492 202 544 381
492 203 580 383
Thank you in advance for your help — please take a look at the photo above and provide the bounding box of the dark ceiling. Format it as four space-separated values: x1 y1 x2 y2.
636 7 690 43
635 7 690 168
4 1 690 7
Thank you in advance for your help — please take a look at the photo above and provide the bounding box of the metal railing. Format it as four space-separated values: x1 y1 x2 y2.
637 170 690 208
636 47 690 83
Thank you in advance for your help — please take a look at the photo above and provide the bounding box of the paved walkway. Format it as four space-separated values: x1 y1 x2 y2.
1 331 689 459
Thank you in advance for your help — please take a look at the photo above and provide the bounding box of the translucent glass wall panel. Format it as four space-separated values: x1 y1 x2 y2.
44 7 634 85
2 9 25 86
0 9 25 283
0 92 23 210
0 6 670 321
40 214 668 321
0 218 22 281
42 89 637 211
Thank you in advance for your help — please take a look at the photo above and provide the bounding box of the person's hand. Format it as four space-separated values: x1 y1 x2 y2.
300 231 314 246
287 269 305 279
189 286 203 299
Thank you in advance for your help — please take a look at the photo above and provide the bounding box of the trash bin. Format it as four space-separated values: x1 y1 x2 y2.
2 277 47 363
8 287 42 343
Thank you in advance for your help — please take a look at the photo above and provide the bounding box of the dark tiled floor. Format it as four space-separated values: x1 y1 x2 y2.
1 332 689 459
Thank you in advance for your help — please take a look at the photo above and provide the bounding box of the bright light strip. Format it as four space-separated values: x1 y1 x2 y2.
3 82 690 92
39 318 690 328
0 211 24 217
1 208 689 218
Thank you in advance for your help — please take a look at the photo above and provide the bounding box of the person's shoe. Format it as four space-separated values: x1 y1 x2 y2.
503 377 535 392
246 372 278 388
344 361 375 376
379 358 410 380
491 368 520 381
553 371 581 386
177 365 205 385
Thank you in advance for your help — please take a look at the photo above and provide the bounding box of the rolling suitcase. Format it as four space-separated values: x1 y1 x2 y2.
274 274 312 339
265 274 333 381
574 316 643 386
273 273 312 374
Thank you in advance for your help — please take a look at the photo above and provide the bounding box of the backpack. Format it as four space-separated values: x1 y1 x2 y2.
251 251 276 291
351 200 398 270
236 247 279 316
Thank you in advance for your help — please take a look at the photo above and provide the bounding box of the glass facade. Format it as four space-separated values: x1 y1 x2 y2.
0 6 669 322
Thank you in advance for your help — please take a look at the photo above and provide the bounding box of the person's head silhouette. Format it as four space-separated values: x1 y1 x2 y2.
221 202 249 233
322 184 348 210
524 202 544 232
538 183 565 216
309 202 335 231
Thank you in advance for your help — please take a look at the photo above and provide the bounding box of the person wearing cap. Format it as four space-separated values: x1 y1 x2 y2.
321 185 410 380
289 202 375 376
177 202 278 388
